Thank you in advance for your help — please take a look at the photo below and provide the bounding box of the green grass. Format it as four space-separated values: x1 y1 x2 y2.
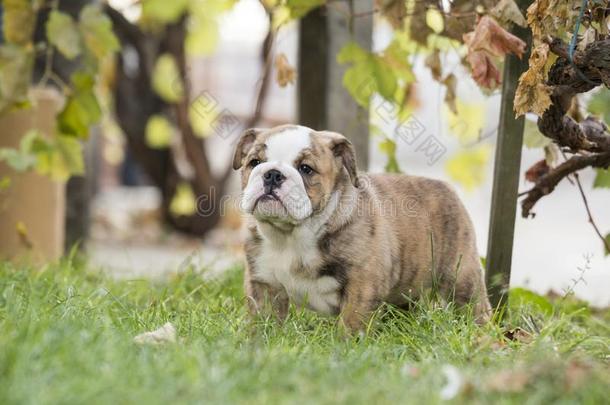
0 257 608 405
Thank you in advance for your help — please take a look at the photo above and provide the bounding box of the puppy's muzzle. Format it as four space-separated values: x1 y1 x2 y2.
263 169 286 193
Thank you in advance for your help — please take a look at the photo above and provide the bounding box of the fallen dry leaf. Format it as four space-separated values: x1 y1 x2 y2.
476 334 506 351
274 53 296 87
503 327 534 344
463 16 526 88
376 0 406 29
407 0 432 46
442 73 458 114
564 359 592 392
485 369 530 392
525 159 550 183
514 42 552 117
425 50 442 81
133 322 177 345
400 363 421 378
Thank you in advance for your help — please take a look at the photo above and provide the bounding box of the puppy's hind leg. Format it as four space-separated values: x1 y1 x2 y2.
443 252 492 325
452 263 492 325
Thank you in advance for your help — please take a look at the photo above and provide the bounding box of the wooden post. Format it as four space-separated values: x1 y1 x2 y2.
298 0 372 170
485 0 532 310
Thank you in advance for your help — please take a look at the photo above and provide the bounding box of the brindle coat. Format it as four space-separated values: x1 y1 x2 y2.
235 126 492 331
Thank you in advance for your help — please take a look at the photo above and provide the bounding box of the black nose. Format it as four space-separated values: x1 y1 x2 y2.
263 169 285 190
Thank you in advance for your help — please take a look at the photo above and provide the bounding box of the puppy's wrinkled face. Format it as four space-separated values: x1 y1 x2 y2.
233 125 357 227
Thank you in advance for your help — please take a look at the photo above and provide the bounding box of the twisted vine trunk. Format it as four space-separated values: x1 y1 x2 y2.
521 38 610 217
106 6 230 236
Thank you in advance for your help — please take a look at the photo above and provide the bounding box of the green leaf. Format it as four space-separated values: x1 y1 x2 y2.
509 287 553 315
31 134 84 181
342 61 375 108
47 10 82 60
55 135 84 176
593 168 610 188
142 0 190 24
145 115 174 149
523 118 551 149
371 57 397 101
338 42 402 108
0 147 36 171
0 44 34 114
378 138 401 173
186 18 219 56
425 8 444 34
587 89 610 124
445 145 491 191
79 5 120 60
604 233 610 256
2 0 36 45
152 54 184 102
337 41 369 64
170 182 197 217
285 0 325 18
57 73 102 138
445 100 485 144
0 130 83 180
0 130 40 171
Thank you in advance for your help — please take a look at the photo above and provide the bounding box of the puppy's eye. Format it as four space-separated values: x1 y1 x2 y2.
299 164 314 175
248 159 261 168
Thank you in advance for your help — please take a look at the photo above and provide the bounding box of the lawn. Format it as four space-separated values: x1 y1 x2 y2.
0 257 608 404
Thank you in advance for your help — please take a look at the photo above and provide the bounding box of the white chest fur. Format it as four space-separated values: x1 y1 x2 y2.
253 225 340 315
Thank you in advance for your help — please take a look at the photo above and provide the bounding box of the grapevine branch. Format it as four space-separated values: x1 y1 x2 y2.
573 172 610 254
520 38 610 217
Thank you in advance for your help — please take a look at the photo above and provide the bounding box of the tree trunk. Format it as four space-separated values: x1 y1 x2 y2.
106 6 229 236
298 1 373 170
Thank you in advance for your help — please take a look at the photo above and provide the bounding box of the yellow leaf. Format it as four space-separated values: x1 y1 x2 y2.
15 220 33 249
186 18 219 56
2 0 36 46
103 142 124 165
271 6 291 30
170 182 197 217
152 54 184 102
47 10 82 60
445 100 485 144
79 5 120 60
425 8 444 34
0 175 11 191
145 115 174 148
141 0 189 24
189 95 220 138
445 145 491 191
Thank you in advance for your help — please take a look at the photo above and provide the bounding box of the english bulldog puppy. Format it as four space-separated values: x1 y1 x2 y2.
233 125 492 331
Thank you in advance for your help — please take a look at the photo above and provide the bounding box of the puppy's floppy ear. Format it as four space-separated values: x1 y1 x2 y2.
232 128 261 170
322 131 359 187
